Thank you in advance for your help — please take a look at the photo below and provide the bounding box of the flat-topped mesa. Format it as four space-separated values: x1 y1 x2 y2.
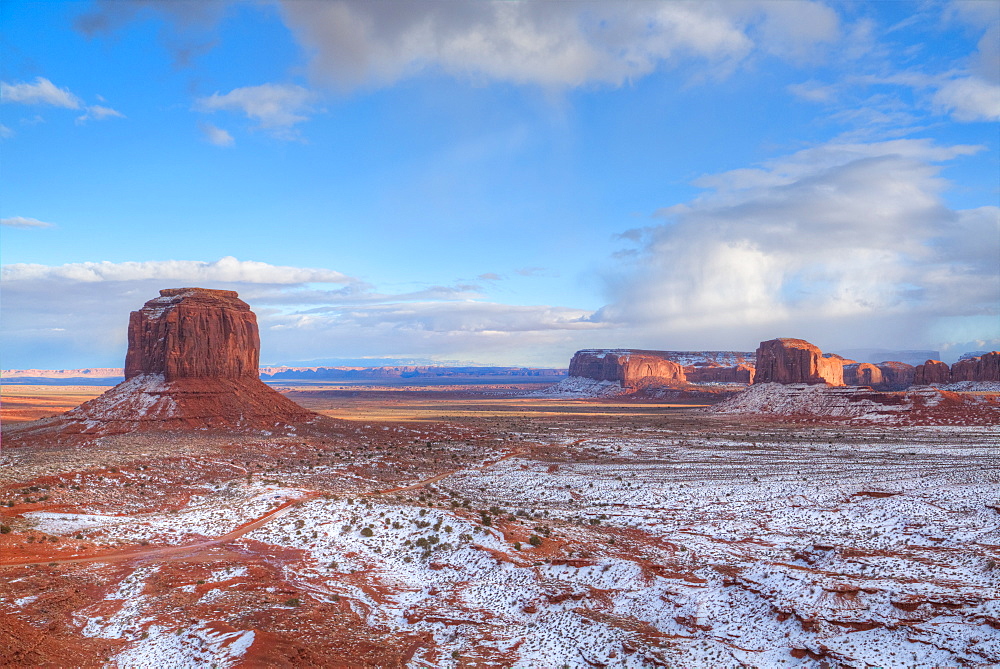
950 351 1000 383
568 350 686 389
753 338 845 386
124 288 259 381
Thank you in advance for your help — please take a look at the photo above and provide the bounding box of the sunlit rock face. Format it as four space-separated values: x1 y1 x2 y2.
843 362 883 387
568 350 687 389
914 360 952 385
950 351 1000 383
753 338 845 386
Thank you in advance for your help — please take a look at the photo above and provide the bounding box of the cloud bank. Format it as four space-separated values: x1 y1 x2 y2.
597 139 1000 353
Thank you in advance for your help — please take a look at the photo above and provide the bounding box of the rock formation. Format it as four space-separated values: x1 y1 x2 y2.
874 361 915 390
843 363 883 387
753 339 845 386
950 351 1000 383
34 288 315 434
914 360 951 385
567 350 686 389
686 364 755 384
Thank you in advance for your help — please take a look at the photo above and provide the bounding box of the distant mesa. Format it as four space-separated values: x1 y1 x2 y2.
568 350 687 390
915 352 1000 386
11 287 316 436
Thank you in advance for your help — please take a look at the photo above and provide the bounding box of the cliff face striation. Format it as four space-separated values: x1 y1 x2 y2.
753 339 846 386
18 288 315 435
124 288 259 381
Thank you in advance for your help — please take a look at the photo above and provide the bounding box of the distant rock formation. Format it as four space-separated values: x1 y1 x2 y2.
568 350 686 389
753 338 845 386
914 360 952 385
874 361 915 390
686 363 755 384
22 288 315 435
950 351 1000 383
843 362 882 387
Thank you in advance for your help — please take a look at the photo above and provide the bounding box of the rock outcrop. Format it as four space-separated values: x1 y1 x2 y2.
686 364 755 384
30 288 315 435
843 363 883 387
950 351 1000 383
753 339 845 386
874 361 915 390
567 350 686 389
914 360 951 385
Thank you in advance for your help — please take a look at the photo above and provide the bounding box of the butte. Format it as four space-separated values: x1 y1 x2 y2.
7 287 316 438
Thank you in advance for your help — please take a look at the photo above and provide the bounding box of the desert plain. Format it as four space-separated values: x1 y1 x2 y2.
2 379 998 668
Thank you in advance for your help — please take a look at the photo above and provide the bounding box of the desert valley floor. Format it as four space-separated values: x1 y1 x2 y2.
2 382 998 668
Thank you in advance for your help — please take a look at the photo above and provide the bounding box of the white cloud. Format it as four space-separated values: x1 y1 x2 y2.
0 77 82 108
199 121 235 147
1 216 55 229
0 123 13 138
76 104 126 123
0 256 355 284
276 0 839 91
597 139 999 353
195 83 316 137
931 75 1000 121
0 256 602 367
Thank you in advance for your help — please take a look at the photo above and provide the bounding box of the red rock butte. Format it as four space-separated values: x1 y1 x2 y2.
23 287 315 435
753 338 846 386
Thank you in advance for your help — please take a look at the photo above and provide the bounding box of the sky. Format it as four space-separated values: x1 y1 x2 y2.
1 0 998 369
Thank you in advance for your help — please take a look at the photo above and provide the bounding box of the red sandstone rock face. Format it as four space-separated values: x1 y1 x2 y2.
124 288 259 381
686 364 755 384
753 339 844 386
568 350 686 388
843 363 883 387
914 360 951 385
27 287 315 435
875 361 915 390
951 351 1000 382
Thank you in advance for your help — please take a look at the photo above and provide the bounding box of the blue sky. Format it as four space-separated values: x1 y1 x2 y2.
2 0 998 369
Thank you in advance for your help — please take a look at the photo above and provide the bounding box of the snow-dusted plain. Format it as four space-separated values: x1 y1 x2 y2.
2 408 998 667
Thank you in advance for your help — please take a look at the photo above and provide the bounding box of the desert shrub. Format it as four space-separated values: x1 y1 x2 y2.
529 535 542 547
0 525 11 534
360 527 374 537
513 542 522 551
285 598 301 607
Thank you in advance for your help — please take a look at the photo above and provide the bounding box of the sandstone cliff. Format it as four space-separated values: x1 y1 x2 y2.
25 288 315 435
685 364 755 384
875 361 915 390
568 350 686 389
753 339 845 386
914 360 951 385
950 351 1000 383
843 363 883 387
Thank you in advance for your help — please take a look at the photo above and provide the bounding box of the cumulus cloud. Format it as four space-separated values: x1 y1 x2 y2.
195 83 317 137
199 121 235 146
597 139 999 353
276 0 839 91
1 216 55 229
931 75 1000 121
0 77 81 108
